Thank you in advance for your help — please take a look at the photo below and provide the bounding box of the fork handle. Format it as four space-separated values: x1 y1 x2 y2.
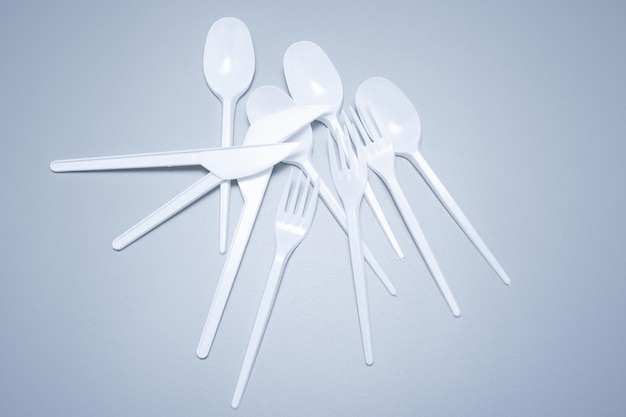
232 255 288 409
345 206 374 366
302 163 396 296
385 175 461 317
318 187 398 297
404 151 511 286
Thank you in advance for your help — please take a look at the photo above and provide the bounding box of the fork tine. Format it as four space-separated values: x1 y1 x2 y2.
303 179 320 223
294 170 309 218
287 168 301 216
336 132 348 172
327 135 340 176
359 104 383 142
277 169 295 217
349 106 372 145
345 120 364 166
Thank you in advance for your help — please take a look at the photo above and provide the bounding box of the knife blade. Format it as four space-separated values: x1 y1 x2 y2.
243 104 329 146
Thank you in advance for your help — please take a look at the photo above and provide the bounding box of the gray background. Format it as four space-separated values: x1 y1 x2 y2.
2 0 625 416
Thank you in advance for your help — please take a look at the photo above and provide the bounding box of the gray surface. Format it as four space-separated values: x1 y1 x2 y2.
2 0 625 416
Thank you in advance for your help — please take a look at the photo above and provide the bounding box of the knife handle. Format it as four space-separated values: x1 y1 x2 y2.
50 149 208 172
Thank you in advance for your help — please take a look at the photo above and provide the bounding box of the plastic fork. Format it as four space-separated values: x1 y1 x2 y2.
349 107 461 317
231 168 319 409
327 123 374 366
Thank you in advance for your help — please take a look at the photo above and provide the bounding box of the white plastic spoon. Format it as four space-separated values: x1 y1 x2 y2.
356 77 511 286
283 41 404 261
204 17 255 254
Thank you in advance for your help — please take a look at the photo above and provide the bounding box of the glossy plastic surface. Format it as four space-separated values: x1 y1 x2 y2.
283 41 404 260
231 169 319 409
204 17 256 254
327 122 373 366
49 142 300 180
350 107 461 317
355 77 511 286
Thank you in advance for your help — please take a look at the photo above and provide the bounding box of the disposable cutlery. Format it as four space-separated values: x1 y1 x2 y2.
350 107 460 317
355 77 511 286
327 120 374 365
246 86 396 295
111 104 328 250
50 104 328 250
283 41 404 260
231 168 319 409
49 143 299 177
196 98 328 359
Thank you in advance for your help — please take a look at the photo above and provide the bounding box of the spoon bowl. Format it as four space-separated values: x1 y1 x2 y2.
283 41 343 128
355 77 422 158
203 17 255 100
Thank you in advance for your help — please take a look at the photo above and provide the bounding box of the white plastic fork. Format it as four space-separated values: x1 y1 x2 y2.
327 124 374 366
231 168 319 409
350 107 461 318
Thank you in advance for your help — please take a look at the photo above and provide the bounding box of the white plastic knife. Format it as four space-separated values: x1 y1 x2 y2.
49 142 301 180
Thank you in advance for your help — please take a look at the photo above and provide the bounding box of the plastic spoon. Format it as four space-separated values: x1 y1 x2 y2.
283 41 404 261
204 17 255 254
356 77 511 286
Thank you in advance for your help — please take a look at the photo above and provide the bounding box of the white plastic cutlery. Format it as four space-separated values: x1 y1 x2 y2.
109 104 327 250
110 149 298 252
48 17 515 409
231 168 319 409
204 17 255 254
350 107 461 317
51 141 302 252
196 170 272 359
247 86 396 295
328 122 374 365
283 41 405 261
355 77 511 286
196 96 328 360
49 143 300 178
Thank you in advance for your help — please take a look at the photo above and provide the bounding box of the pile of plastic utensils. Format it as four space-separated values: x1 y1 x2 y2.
50 17 511 409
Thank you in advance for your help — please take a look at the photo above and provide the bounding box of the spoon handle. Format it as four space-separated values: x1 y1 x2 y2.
363 183 404 260
406 151 511 286
385 174 461 317
219 99 236 254
112 173 222 250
